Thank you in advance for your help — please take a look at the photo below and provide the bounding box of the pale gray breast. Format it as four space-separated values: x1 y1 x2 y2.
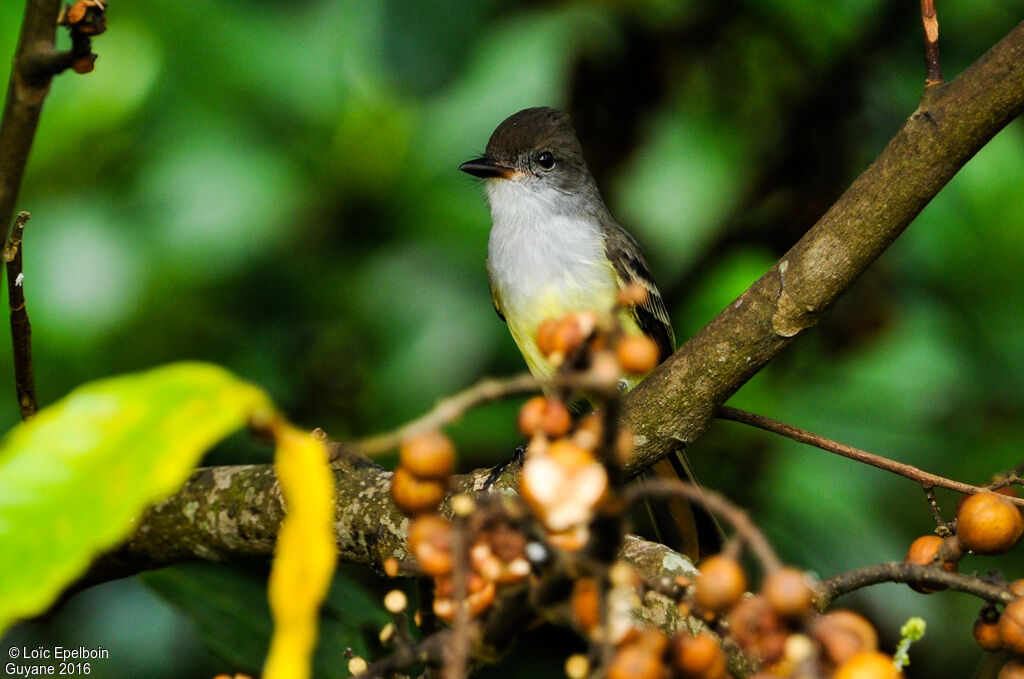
485 179 611 314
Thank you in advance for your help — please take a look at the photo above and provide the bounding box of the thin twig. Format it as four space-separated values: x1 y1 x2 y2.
717 406 1024 508
4 211 35 419
443 515 471 679
348 371 616 457
815 562 1013 610
362 628 452 678
920 0 943 87
624 478 782 573
0 1 107 247
921 487 952 535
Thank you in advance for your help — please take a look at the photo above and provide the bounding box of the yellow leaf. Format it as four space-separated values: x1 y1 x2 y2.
263 424 337 679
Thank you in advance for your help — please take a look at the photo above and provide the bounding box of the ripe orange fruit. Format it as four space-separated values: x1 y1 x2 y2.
956 492 1024 555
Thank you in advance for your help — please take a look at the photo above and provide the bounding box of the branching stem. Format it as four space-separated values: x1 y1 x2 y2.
717 406 1024 507
815 562 1013 609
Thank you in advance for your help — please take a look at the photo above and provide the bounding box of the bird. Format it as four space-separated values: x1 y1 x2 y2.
459 106 703 558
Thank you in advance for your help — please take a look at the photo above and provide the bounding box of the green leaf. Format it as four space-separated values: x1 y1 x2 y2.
142 563 274 675
143 563 390 678
0 362 272 632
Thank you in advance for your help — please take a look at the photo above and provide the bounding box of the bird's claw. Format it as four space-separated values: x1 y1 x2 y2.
482 443 527 490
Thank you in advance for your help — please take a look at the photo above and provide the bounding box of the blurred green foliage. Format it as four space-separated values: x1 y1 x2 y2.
1 1 1023 677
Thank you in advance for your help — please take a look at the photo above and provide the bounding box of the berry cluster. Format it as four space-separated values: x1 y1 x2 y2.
380 308 680 662
534 301 661 380
375 304 1024 679
519 399 610 551
903 488 1024 677
390 430 531 623
562 549 900 679
687 557 894 679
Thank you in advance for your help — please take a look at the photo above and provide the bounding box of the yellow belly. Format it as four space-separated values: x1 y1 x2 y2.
502 282 644 381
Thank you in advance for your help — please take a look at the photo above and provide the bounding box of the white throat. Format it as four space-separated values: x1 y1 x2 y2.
485 178 614 318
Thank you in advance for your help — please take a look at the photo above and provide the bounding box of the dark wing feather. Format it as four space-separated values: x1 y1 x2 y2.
604 220 715 557
489 283 506 323
602 221 675 361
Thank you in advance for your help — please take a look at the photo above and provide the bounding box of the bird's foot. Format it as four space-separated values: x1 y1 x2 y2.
482 443 527 491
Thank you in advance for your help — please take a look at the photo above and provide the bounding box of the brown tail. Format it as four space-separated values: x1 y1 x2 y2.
644 449 720 561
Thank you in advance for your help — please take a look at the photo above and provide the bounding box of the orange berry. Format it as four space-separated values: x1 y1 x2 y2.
956 491 1024 554
467 578 496 616
615 428 636 465
517 396 572 438
471 523 530 584
833 651 902 679
1000 598 1024 655
535 318 559 356
551 315 586 357
547 438 595 469
487 522 527 562
999 659 1024 679
694 555 747 613
634 628 670 655
974 615 1004 652
66 1 88 23
615 334 660 374
606 639 663 679
812 610 879 666
407 514 453 576
517 396 546 436
727 594 787 664
763 567 815 619
671 631 728 678
390 467 445 515
903 535 957 593
571 578 601 632
588 349 624 389
545 525 589 552
432 573 496 621
616 282 650 307
1009 579 1024 597
400 430 455 480
572 412 604 451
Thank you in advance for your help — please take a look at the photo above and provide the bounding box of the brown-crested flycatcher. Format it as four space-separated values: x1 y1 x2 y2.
460 106 701 557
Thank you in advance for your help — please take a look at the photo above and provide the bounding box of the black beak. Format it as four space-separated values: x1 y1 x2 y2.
458 158 516 179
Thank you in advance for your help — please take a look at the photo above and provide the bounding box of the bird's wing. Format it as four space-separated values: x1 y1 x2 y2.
602 222 675 361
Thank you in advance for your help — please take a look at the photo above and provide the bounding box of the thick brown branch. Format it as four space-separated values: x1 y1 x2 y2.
4 211 36 419
620 20 1024 477
716 407 1024 508
76 452 495 590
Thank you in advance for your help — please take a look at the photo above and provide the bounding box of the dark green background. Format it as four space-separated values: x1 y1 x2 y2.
2 1 1023 677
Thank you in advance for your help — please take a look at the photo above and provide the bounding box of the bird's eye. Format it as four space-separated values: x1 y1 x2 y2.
537 151 555 170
